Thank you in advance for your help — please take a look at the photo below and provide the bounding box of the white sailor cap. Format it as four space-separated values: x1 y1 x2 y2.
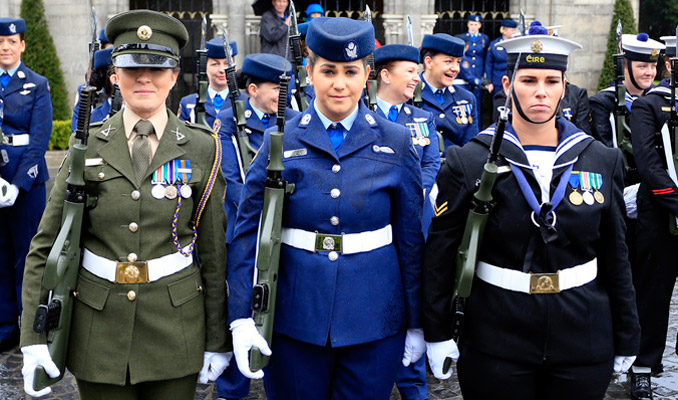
622 33 664 62
660 36 676 57
501 21 581 71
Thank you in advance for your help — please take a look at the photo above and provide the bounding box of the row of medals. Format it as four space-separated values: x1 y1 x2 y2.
569 188 604 206
151 183 192 200
456 115 472 125
412 136 431 146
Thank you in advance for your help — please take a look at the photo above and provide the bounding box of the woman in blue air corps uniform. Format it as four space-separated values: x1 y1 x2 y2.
423 22 640 399
227 16 425 399
419 33 479 150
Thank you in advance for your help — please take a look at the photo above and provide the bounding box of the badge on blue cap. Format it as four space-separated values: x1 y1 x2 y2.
0 18 26 36
345 41 359 61
306 17 375 63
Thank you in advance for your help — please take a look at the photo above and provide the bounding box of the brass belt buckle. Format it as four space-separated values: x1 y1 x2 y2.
529 272 560 294
314 233 342 253
116 262 149 284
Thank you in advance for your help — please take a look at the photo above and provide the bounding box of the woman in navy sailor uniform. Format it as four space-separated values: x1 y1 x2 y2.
374 43 439 400
419 33 479 150
227 17 425 399
423 22 640 399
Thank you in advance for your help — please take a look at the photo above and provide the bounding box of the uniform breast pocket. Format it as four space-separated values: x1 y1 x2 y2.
83 164 125 197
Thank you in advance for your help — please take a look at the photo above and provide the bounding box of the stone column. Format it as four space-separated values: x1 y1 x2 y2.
381 14 404 45
421 14 438 37
245 15 262 56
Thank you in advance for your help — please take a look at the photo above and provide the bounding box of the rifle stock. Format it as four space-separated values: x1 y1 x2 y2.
669 30 678 234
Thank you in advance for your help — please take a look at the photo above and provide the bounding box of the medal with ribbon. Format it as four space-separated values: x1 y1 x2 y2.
176 159 193 198
568 171 583 206
591 172 604 204
151 164 166 199
580 171 595 205
463 104 473 124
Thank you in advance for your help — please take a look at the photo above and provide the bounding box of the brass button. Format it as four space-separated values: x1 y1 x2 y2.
328 251 338 261
332 164 341 173
127 253 138 262
131 190 140 200
98 172 105 180
127 290 136 301
330 189 340 199
128 222 138 233
330 216 339 226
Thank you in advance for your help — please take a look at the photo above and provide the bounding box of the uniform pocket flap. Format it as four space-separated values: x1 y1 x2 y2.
84 165 123 182
167 273 202 307
75 275 110 311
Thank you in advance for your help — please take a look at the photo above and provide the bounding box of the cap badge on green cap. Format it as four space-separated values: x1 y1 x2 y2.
531 40 543 53
137 25 152 41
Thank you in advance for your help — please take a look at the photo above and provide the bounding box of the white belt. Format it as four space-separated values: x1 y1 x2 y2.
1 134 29 147
281 225 392 255
476 258 597 294
82 247 193 283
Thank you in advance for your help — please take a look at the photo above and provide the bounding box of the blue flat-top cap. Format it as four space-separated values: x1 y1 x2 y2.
242 53 293 83
375 44 420 65
298 22 309 37
501 19 517 28
623 33 665 62
421 33 465 58
467 14 482 22
306 17 375 62
94 47 113 70
0 18 26 36
99 28 109 44
501 21 582 71
206 38 238 59
306 4 324 17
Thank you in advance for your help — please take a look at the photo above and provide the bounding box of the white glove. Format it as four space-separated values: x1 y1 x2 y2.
623 184 639 219
198 351 233 383
402 328 425 367
613 355 636 373
426 339 460 380
21 344 61 398
0 183 18 207
230 318 271 379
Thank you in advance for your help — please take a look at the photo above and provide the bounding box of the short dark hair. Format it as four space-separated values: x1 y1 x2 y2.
420 49 441 70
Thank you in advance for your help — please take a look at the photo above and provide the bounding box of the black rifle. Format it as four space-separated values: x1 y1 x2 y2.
613 20 636 179
406 16 423 108
107 83 122 119
442 55 521 374
249 51 296 372
363 6 377 111
288 1 309 111
32 7 99 391
194 16 209 127
666 27 678 235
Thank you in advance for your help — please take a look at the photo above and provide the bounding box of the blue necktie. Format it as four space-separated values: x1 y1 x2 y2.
435 89 445 105
327 123 344 151
212 94 224 110
0 73 9 89
387 105 398 122
261 113 270 128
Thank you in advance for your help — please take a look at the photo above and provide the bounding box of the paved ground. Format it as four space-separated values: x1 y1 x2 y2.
1 151 677 399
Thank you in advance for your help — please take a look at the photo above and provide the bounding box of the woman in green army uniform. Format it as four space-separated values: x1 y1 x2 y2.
19 10 231 399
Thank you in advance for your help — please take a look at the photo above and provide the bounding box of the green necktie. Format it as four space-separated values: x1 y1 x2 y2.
132 120 153 185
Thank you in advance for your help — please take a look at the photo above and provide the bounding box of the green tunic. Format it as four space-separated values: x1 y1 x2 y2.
20 109 229 385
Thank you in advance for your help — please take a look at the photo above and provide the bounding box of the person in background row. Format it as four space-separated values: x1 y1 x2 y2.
485 19 517 97
0 17 52 354
20 10 230 399
305 3 323 20
419 33 479 150
227 16 425 399
178 37 245 128
260 0 292 61
374 43 440 400
456 14 490 122
423 21 640 399
213 53 298 400
89 47 115 123
627 35 678 400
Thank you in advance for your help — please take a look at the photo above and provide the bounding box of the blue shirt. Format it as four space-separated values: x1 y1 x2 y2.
315 104 359 139
376 96 402 117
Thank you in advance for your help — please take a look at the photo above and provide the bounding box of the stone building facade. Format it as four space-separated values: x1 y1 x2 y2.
3 0 640 108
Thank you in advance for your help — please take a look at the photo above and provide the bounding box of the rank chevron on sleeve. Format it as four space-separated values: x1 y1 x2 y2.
434 200 449 217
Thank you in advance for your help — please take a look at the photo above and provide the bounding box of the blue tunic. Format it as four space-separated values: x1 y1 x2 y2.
485 37 508 95
228 102 424 347
216 98 299 243
419 74 479 150
178 91 247 128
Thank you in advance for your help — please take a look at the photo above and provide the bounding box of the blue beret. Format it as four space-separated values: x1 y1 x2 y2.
306 4 324 17
98 28 109 44
467 14 482 22
501 19 518 28
0 18 26 36
298 22 309 37
306 17 375 62
206 38 238 59
242 53 293 83
421 33 465 58
94 47 113 70
375 44 420 65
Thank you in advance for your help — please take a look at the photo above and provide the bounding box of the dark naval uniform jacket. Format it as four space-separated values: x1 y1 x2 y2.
178 90 247 128
423 116 640 364
561 82 592 135
419 75 479 150
216 98 299 243
228 102 424 347
590 85 648 148
20 110 229 385
0 62 52 191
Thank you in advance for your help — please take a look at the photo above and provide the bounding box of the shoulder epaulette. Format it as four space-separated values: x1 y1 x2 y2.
184 120 216 135
89 121 105 128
